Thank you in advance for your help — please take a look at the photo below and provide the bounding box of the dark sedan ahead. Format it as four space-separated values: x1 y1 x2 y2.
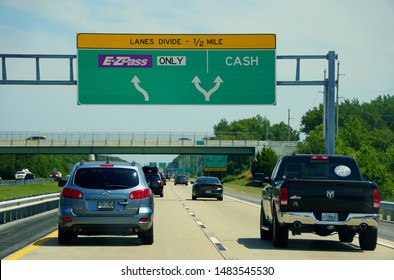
192 176 223 201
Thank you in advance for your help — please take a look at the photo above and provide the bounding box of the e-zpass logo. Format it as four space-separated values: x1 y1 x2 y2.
98 55 152 68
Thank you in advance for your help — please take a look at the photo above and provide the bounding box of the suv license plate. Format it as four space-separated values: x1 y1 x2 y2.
322 212 338 221
98 201 114 209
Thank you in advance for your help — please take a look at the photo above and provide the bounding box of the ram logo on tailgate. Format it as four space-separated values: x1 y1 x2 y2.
326 190 335 199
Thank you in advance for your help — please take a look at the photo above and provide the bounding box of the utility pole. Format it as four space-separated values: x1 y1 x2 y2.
288 108 291 141
336 61 344 136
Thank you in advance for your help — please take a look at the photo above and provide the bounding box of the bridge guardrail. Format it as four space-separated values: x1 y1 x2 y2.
0 193 392 225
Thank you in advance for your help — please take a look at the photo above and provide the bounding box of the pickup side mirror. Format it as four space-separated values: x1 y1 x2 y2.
263 177 272 183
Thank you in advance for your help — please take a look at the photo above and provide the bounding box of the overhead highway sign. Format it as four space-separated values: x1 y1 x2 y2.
77 33 276 105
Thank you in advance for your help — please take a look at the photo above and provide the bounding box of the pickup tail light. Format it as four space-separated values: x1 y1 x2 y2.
61 188 83 199
373 189 380 208
279 187 288 206
130 189 152 200
310 155 329 160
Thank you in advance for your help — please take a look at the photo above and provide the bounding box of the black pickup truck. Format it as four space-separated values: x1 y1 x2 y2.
260 154 381 250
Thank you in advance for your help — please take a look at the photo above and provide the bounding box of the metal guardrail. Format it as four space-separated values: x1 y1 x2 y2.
0 193 59 224
0 192 392 225
381 201 394 222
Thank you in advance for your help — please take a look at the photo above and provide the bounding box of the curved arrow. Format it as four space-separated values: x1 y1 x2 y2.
191 76 209 100
207 76 223 96
131 75 149 101
192 76 223 101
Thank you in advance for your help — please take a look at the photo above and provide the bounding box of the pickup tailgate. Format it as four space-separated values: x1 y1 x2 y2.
284 179 377 214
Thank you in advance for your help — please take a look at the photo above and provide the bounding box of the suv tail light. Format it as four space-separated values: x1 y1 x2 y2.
159 181 164 187
61 188 83 199
129 189 152 200
279 187 288 206
373 189 380 208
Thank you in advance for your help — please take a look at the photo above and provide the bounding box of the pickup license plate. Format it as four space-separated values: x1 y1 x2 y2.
98 200 114 209
322 212 338 221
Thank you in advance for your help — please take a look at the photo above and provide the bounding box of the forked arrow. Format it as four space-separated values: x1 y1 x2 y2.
192 76 223 101
131 76 149 101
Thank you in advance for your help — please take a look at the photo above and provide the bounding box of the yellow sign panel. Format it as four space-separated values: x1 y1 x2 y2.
77 33 276 49
204 168 228 172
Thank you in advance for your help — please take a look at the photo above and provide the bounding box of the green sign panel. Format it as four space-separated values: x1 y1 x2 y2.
77 34 276 105
204 155 227 171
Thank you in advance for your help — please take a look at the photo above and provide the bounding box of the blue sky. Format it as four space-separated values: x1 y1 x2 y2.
1 0 393 164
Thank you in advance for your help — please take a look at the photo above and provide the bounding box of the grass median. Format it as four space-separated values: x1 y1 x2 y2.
0 182 60 201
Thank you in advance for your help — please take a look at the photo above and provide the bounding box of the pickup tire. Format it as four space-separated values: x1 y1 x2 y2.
260 207 272 240
358 228 377 251
272 212 288 247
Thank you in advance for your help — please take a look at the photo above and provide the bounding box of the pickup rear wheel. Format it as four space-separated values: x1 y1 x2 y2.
260 207 272 240
272 212 288 247
358 228 377 251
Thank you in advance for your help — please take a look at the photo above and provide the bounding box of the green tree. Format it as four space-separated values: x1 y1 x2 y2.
296 124 325 154
251 146 279 176
300 103 324 134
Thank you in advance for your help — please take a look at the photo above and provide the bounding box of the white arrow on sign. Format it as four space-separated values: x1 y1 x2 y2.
131 76 149 101
192 76 223 101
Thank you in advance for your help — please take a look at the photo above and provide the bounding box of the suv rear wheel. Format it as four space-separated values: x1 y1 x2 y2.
139 225 154 245
58 225 73 245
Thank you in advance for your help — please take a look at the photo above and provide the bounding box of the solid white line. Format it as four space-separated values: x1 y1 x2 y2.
224 195 260 208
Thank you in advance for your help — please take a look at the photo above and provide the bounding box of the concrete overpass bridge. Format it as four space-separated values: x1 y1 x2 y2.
0 131 298 156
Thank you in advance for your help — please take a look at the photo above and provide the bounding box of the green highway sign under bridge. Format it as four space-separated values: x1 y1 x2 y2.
77 34 276 105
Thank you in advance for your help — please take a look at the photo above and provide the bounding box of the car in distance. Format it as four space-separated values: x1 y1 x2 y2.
160 172 167 185
192 176 223 201
142 166 164 197
24 173 35 180
57 161 154 245
50 172 62 179
145 173 164 197
15 171 27 180
25 136 46 140
174 174 188 185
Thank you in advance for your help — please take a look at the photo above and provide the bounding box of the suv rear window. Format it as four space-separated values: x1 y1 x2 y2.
74 168 139 189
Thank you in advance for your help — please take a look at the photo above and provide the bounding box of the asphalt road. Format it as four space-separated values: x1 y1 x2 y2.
1 181 393 260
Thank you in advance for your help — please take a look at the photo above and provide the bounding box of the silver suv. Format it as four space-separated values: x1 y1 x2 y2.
57 161 154 245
